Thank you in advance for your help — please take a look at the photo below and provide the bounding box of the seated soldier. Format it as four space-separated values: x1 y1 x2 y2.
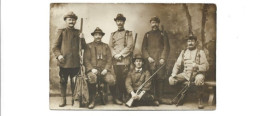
83 27 116 109
168 34 209 109
125 54 158 107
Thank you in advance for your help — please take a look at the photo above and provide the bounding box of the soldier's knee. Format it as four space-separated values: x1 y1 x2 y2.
87 72 97 84
60 77 67 85
195 74 205 86
104 73 116 86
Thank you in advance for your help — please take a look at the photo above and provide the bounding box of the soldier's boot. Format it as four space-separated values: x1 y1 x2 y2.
71 77 76 106
197 86 204 109
59 97 66 107
59 84 67 107
198 98 204 109
88 95 96 109
157 81 166 104
109 85 123 105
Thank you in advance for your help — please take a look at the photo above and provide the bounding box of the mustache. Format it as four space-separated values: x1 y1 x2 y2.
152 25 158 28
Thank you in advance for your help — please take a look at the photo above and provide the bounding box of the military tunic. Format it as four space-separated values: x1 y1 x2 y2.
171 48 209 81
52 27 86 68
84 41 112 72
125 69 151 94
125 68 155 106
109 29 133 65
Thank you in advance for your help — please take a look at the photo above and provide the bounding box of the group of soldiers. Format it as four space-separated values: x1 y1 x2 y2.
52 11 209 109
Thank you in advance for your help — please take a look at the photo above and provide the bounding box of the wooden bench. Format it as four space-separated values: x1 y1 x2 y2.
205 81 216 106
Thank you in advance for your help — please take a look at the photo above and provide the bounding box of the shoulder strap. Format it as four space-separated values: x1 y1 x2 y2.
124 30 129 47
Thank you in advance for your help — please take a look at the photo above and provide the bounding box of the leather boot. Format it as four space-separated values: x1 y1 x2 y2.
113 99 123 105
59 84 67 107
109 85 123 105
59 97 66 107
198 98 204 109
88 96 95 109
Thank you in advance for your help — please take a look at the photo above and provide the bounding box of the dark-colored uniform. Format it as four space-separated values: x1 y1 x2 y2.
109 29 133 101
125 69 154 106
142 29 169 102
52 27 86 101
83 41 116 103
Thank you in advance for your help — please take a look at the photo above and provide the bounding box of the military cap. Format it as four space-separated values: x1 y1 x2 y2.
186 33 197 41
114 13 126 21
150 16 160 23
63 11 78 20
91 27 105 36
132 54 145 64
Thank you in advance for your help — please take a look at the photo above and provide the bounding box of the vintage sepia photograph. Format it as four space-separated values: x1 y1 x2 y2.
49 3 216 110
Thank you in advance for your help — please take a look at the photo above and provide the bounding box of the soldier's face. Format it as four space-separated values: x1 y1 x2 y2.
116 20 125 28
93 33 103 42
187 39 197 49
150 21 159 30
134 59 143 69
65 18 76 28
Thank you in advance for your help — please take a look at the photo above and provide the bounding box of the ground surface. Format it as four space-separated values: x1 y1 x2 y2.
50 96 216 111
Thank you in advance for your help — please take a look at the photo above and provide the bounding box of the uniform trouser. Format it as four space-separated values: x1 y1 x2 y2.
149 63 166 101
173 73 205 98
113 65 129 101
127 91 155 106
87 71 117 102
59 67 80 98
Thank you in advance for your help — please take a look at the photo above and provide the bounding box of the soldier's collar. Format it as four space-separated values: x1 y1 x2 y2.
118 28 125 32
66 27 75 30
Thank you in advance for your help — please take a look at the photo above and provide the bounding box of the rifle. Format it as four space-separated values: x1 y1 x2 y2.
126 64 165 107
172 50 199 106
129 33 138 70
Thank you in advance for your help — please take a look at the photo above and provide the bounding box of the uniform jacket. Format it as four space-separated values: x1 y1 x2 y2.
142 29 170 62
83 41 112 73
125 68 151 94
171 48 209 80
108 29 133 65
52 27 86 68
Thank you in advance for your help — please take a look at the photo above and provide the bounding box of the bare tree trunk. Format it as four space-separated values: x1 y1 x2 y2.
201 4 209 49
183 4 193 35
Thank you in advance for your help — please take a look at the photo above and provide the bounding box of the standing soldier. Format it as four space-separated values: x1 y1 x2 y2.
168 34 209 109
52 11 86 107
142 16 170 105
84 27 116 109
109 13 133 104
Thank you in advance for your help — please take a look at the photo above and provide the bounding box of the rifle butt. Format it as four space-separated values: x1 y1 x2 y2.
125 98 134 107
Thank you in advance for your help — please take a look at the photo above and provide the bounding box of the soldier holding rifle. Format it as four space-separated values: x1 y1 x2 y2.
125 54 161 107
168 34 209 109
52 11 86 107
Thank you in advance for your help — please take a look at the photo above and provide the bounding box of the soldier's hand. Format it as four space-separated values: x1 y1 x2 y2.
159 59 165 65
148 57 155 63
58 55 65 63
114 54 122 60
92 69 98 75
131 91 139 100
101 69 108 75
79 33 84 38
169 75 177 85
192 63 199 70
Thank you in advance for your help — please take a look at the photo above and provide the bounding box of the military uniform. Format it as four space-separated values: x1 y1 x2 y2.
169 35 209 108
141 16 170 103
52 12 86 107
83 27 116 109
108 14 133 102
